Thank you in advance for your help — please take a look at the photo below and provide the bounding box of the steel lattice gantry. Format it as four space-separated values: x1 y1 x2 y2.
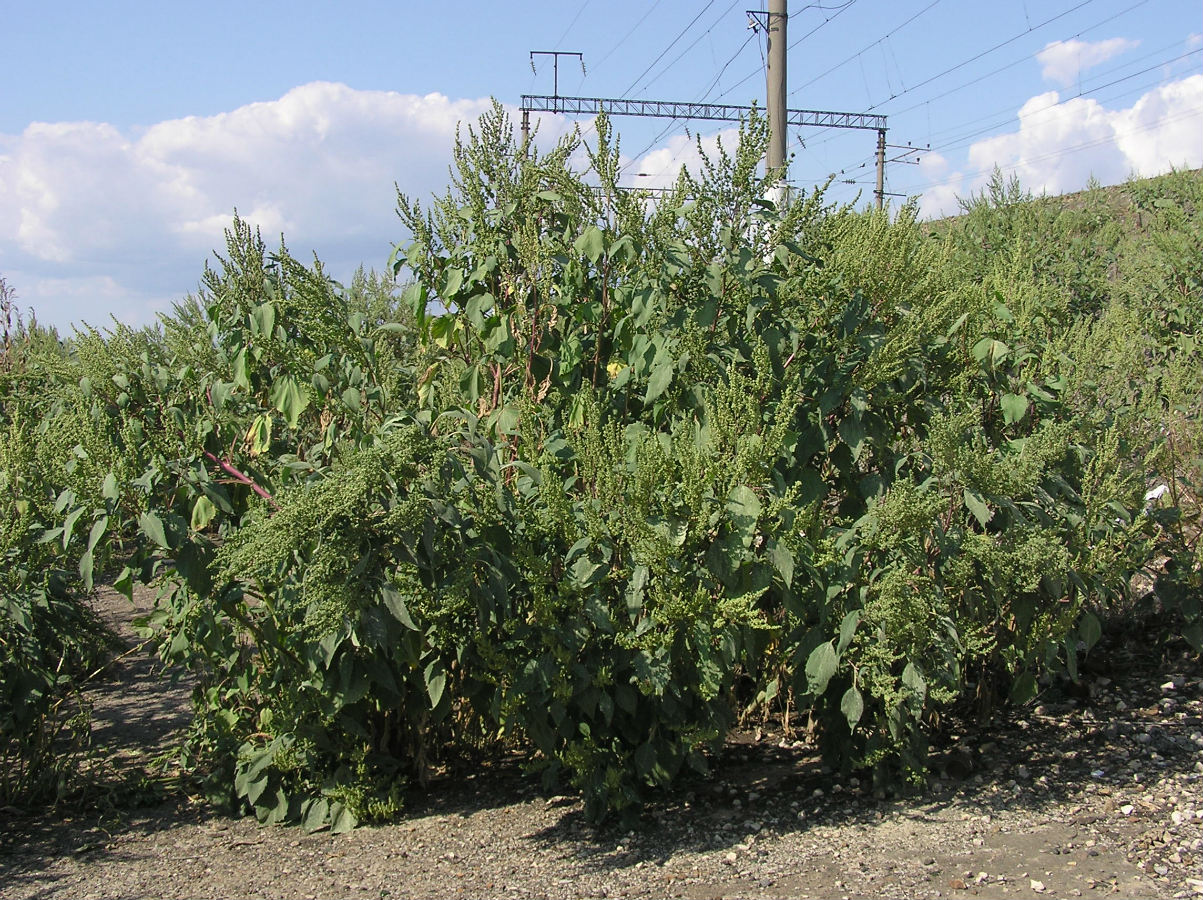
519 94 889 207
519 94 886 132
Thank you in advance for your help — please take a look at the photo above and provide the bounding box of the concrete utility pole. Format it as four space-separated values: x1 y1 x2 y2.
875 128 886 210
765 0 788 182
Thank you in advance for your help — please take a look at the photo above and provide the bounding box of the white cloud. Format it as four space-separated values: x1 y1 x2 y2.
0 83 496 330
913 151 963 218
1037 37 1140 88
918 74 1203 219
1113 75 1203 175
621 127 743 191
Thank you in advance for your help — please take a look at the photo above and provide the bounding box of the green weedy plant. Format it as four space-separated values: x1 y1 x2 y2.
7 111 1195 824
386 106 1179 804
190 425 484 829
0 294 116 807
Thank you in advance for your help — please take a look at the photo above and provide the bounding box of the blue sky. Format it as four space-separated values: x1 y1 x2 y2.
2 1 1200 331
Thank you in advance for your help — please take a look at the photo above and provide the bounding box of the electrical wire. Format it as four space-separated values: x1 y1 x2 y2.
923 49 1202 158
791 0 1157 163
590 1 664 74
831 43 1201 174
814 44 1199 207
633 1 742 97
621 0 717 98
867 0 1102 112
789 0 941 99
898 103 1203 200
553 1 591 49
620 25 760 178
698 30 759 102
711 0 859 104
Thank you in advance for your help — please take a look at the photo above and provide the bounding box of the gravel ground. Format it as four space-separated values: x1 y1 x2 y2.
2 588 1200 900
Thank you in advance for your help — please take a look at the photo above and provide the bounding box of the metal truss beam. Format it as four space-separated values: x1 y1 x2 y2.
520 94 886 132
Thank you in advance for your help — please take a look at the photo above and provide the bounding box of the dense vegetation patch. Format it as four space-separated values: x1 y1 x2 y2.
1 107 1199 825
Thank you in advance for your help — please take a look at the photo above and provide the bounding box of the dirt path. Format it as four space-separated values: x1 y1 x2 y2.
2 589 1200 900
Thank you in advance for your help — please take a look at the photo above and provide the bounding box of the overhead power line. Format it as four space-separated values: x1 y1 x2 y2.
899 104 1203 200
636 1 743 97
786 0 1157 166
868 0 1100 111
621 1 717 98
591 1 664 74
789 0 941 99
712 0 858 104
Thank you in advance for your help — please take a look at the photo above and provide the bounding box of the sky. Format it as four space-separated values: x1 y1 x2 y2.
2 0 1200 332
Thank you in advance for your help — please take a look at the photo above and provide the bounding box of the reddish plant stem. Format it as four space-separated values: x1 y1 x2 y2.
203 450 280 510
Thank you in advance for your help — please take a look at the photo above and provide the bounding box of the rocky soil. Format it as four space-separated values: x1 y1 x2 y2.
2 587 1201 900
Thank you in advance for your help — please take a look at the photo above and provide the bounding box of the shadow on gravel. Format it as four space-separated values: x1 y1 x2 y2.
0 801 218 890
3 621 1197 888
521 627 1203 877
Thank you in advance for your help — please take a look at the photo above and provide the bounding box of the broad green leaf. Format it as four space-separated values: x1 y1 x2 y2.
86 516 108 553
232 345 250 391
569 556 607 587
901 662 927 704
209 379 235 412
971 337 1010 366
1010 670 1038 704
431 314 459 349
634 741 657 778
559 335 583 376
270 375 311 429
424 659 447 709
837 609 860 654
79 549 94 591
341 386 362 411
963 488 992 527
402 282 427 319
1182 621 1203 653
643 359 674 404
101 472 119 502
113 566 134 601
441 266 464 299
838 417 866 461
250 302 276 338
381 586 419 631
489 404 520 436
574 225 606 264
329 802 358 834
768 541 794 587
805 641 839 696
1079 610 1102 651
54 489 76 514
302 797 330 833
944 311 969 338
630 288 658 327
1065 636 1079 681
459 365 482 404
139 511 170 549
726 484 761 548
840 685 864 728
191 495 218 531
1000 392 1028 424
62 506 85 550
